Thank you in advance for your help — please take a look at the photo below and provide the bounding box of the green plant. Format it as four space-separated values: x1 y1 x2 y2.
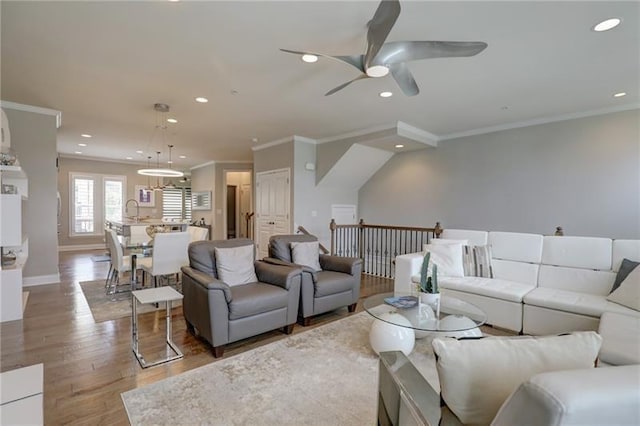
418 251 439 294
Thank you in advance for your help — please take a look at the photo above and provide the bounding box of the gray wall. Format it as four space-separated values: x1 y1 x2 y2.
5 107 59 281
57 157 165 248
359 110 640 239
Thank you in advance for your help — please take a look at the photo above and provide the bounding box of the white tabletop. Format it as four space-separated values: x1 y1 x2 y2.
132 286 183 304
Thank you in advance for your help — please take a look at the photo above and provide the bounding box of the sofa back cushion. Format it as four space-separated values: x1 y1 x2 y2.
542 236 612 270
268 234 317 263
489 231 543 263
612 240 640 272
538 265 616 295
441 229 488 246
432 332 602 426
492 259 540 285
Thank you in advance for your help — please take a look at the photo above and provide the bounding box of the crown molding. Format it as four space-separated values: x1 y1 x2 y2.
252 136 295 151
315 123 396 144
190 160 216 170
58 153 149 166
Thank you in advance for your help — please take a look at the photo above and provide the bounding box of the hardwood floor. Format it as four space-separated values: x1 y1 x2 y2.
0 250 393 425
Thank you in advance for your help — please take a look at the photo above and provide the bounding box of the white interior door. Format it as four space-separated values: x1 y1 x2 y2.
331 204 357 224
256 169 290 259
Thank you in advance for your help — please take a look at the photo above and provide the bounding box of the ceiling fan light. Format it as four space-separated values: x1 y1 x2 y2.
302 54 318 63
366 65 389 78
593 18 621 32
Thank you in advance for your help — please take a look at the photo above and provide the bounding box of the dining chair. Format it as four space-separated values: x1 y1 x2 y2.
187 225 209 242
104 228 113 288
105 228 142 295
138 231 190 288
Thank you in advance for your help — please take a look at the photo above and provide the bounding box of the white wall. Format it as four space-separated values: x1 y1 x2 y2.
359 110 640 239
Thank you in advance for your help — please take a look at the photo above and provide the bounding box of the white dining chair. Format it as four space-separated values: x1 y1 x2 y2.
105 228 142 295
187 225 209 242
138 231 190 288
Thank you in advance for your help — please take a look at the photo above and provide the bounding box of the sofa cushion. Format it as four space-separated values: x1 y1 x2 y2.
612 240 640 272
290 241 322 272
541 236 612 270
598 312 640 365
538 265 615 296
489 231 543 263
441 229 488 246
314 270 354 297
423 243 465 277
611 258 639 293
228 282 289 320
607 265 640 311
492 259 539 286
214 245 258 287
439 276 536 303
523 287 640 318
432 332 602 426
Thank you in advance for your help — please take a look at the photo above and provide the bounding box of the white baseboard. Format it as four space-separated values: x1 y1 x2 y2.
58 244 107 252
23 273 60 287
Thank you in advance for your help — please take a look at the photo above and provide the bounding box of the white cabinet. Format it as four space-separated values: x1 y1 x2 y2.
0 364 44 425
1 165 28 322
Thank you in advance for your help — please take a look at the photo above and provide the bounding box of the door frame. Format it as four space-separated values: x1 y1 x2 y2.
222 169 253 240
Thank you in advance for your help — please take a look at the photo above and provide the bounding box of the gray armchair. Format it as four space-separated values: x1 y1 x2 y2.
266 234 362 326
181 239 302 358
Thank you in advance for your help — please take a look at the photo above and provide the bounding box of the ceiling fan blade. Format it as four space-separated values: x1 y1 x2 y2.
324 74 369 96
280 49 364 72
364 0 401 70
389 62 419 97
378 41 488 64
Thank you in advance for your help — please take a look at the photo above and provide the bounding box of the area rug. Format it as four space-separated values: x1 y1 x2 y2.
121 309 440 425
90 254 111 262
79 279 181 323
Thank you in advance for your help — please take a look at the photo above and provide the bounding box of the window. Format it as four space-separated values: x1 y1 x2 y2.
70 173 126 236
162 187 192 221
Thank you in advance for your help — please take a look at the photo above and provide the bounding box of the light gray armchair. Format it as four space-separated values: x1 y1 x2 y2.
181 239 302 358
266 234 362 326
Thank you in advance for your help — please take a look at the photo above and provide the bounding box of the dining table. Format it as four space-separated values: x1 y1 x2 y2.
117 235 153 291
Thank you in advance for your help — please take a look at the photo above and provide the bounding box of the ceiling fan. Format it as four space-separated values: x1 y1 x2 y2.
281 0 487 97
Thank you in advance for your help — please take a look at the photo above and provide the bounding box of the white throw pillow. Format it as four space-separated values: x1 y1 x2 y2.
432 332 602 425
290 241 322 272
422 243 465 277
214 245 258 286
429 238 469 246
607 265 640 311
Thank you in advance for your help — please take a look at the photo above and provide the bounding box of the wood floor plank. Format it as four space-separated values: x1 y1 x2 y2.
1 250 393 424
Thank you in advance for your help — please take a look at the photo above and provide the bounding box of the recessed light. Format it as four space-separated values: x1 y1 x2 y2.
395 144 404 148
167 160 173 164
613 92 627 98
302 54 318 63
136 150 144 154
379 91 393 98
78 143 87 147
126 156 133 160
252 137 259 143
81 134 92 138
179 155 186 159
593 18 621 32
167 118 178 123
195 97 209 103
75 151 82 154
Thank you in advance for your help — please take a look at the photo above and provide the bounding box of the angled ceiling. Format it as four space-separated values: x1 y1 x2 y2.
1 1 638 169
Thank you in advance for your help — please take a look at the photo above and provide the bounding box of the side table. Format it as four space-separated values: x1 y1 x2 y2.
132 286 184 368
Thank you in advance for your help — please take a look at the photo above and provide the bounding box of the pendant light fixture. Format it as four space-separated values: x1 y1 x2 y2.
163 144 178 189
137 103 184 178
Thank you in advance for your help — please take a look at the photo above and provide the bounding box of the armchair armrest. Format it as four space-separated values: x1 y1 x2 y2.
254 261 302 290
181 266 232 303
319 254 362 275
263 257 318 282
378 351 460 426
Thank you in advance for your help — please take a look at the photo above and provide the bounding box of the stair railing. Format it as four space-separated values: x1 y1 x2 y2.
329 219 443 278
297 225 329 254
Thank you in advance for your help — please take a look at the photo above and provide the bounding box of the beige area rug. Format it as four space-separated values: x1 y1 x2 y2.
79 279 182 323
121 309 441 426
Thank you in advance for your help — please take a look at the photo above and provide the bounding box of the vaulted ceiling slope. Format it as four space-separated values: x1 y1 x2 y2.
1 1 638 169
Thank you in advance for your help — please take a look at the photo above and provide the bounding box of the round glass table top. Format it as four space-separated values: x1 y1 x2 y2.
363 292 487 332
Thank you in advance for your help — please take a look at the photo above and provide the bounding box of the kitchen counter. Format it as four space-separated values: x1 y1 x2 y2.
106 219 188 236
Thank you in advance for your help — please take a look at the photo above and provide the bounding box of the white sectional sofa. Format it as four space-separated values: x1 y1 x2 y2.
394 229 640 335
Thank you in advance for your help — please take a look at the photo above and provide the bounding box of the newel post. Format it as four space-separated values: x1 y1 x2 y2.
358 218 365 259
554 226 564 236
329 219 336 255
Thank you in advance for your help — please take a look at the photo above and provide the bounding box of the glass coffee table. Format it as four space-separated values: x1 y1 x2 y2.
363 292 487 355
